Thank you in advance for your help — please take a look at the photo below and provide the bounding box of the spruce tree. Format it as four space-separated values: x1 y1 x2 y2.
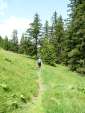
19 33 33 55
27 13 41 58
3 36 9 50
19 34 26 54
66 0 85 73
0 36 3 48
11 29 18 52
50 13 65 63
44 20 49 39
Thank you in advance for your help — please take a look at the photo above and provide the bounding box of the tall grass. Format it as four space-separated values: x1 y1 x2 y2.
0 49 38 113
42 65 85 113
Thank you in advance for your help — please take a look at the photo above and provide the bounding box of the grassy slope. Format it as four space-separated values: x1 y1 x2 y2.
42 65 85 113
0 49 38 113
0 49 85 113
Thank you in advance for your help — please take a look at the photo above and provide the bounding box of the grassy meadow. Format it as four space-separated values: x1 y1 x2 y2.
0 48 85 113
42 65 85 113
0 48 38 113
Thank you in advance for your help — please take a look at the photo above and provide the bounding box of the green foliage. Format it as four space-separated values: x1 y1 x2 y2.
27 13 41 57
0 36 4 48
44 20 50 39
3 36 10 50
19 34 34 56
64 0 85 73
68 48 80 57
29 14 41 39
40 39 56 66
76 67 85 74
50 14 65 63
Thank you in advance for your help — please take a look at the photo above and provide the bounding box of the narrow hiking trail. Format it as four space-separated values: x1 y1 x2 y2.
28 68 45 113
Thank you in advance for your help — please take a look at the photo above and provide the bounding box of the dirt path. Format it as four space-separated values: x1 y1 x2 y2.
28 68 44 113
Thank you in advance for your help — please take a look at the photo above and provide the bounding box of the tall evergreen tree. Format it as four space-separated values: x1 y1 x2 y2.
11 29 18 52
66 0 85 73
55 16 65 63
3 36 9 50
19 34 26 54
52 11 57 30
0 36 3 48
44 20 49 39
50 11 57 37
50 13 65 63
27 13 41 58
19 33 33 55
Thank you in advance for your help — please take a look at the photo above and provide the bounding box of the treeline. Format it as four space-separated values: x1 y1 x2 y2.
65 0 85 73
0 30 18 52
0 0 85 74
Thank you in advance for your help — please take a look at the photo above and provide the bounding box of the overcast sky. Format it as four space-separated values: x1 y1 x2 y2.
0 0 69 39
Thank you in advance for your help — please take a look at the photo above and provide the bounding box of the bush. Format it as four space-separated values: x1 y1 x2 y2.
68 48 80 58
40 39 56 66
76 67 85 74
67 48 81 71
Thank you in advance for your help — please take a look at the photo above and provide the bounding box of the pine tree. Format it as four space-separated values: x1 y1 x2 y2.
3 36 9 50
11 30 18 52
55 16 65 63
52 11 57 30
19 33 33 55
66 0 85 73
19 34 26 54
50 11 57 38
44 20 49 39
0 36 3 48
27 13 41 58
50 13 65 63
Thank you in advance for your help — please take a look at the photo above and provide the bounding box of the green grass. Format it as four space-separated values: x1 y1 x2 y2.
0 48 85 113
42 65 85 113
0 48 38 113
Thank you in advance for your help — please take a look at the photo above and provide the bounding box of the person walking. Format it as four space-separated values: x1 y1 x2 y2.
37 58 42 68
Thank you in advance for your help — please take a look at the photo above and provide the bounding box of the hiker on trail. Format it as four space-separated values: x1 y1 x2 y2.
37 58 42 68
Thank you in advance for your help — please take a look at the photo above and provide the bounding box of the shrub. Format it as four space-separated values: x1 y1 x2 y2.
40 39 56 66
76 67 85 74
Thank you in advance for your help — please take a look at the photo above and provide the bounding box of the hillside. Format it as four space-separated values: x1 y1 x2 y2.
0 49 85 113
0 49 38 113
42 65 85 113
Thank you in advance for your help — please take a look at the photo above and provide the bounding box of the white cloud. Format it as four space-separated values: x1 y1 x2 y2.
0 16 31 40
0 0 8 16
